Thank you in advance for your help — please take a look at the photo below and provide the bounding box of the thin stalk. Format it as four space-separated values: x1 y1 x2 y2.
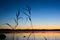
23 9 33 29
5 8 22 40
30 20 33 29
23 5 35 40
27 33 32 40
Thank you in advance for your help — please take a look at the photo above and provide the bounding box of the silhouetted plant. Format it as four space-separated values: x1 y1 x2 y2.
5 8 22 40
5 23 13 29
14 8 22 28
5 8 22 29
4 4 34 40
23 5 33 29
22 5 35 40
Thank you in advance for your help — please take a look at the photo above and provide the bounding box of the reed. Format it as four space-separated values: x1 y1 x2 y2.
5 8 22 29
5 8 22 40
4 4 35 40
23 5 33 29
22 5 35 40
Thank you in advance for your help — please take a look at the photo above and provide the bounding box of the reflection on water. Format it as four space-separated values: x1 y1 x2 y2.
1 31 60 40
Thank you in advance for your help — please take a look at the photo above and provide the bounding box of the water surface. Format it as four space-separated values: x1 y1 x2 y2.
2 31 60 40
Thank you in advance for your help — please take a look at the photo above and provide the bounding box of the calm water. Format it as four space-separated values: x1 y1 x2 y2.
1 31 60 40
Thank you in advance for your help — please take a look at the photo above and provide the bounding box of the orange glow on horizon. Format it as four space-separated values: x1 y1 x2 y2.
8 32 60 37
0 24 60 29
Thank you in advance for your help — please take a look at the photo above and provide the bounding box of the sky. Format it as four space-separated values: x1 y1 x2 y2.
0 0 60 29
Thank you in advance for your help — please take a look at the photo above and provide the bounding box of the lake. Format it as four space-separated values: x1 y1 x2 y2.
1 31 60 40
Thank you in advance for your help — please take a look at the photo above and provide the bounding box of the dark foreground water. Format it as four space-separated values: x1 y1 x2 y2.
0 31 60 40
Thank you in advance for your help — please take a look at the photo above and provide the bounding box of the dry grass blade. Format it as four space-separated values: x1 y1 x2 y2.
23 5 33 29
26 5 31 15
5 23 11 27
14 9 21 28
14 18 17 24
23 11 32 24
16 13 18 19
5 23 13 29
14 20 18 28
16 9 20 19
18 9 20 16
28 8 31 15
29 17 31 21
23 11 30 17
14 18 18 28
23 4 31 15
24 5 31 22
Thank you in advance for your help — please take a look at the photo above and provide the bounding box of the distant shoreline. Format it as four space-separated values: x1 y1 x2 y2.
0 29 60 33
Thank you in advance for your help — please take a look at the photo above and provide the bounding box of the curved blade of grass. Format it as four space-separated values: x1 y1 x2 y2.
15 8 21 28
17 9 20 17
29 17 31 21
14 18 17 24
23 5 33 29
25 4 31 15
16 9 20 19
23 11 30 17
5 23 13 29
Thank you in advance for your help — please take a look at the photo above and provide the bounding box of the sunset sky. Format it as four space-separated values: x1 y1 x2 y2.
0 0 60 29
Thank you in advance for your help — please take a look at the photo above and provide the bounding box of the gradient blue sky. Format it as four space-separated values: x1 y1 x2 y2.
0 0 60 29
